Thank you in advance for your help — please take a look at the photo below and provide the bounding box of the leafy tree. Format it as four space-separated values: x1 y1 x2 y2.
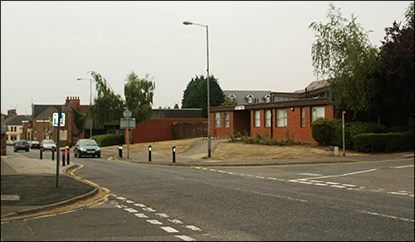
71 107 86 136
378 2 414 125
89 71 124 127
309 4 381 121
221 97 238 106
124 72 155 123
181 75 225 118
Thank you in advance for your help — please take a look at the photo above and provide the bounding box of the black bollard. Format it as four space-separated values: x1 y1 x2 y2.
172 146 176 163
148 145 152 162
66 146 70 165
62 149 65 166
40 147 43 159
118 144 123 158
52 147 55 160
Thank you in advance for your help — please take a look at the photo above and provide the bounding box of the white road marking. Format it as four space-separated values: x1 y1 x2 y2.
297 173 322 176
325 182 340 185
168 219 184 224
134 213 148 218
330 185 346 189
185 225 202 231
306 169 377 180
146 219 163 225
143 207 156 212
134 203 146 208
116 196 126 200
155 213 169 218
175 235 196 241
357 210 414 223
125 200 135 203
391 165 414 169
160 226 179 233
314 183 329 186
124 208 138 213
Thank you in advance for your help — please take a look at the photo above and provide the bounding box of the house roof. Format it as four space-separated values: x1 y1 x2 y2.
223 90 272 105
4 115 31 126
295 80 328 93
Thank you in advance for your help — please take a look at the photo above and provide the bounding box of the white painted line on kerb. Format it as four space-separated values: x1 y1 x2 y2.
175 235 196 241
146 219 163 225
160 226 179 233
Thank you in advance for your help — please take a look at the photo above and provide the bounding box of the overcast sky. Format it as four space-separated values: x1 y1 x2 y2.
1 1 411 115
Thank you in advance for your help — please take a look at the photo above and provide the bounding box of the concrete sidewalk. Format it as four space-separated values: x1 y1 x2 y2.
1 140 413 220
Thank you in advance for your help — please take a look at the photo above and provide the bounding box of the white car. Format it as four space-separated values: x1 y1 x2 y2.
41 139 57 151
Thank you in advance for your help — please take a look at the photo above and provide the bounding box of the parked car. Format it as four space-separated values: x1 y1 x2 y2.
74 139 101 158
41 139 56 151
29 141 41 149
14 140 29 152
7 140 16 146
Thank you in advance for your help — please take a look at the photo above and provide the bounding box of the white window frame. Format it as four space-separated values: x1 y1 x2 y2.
254 110 261 127
215 112 222 128
301 107 306 128
311 106 325 122
265 109 271 127
276 109 287 127
225 112 230 128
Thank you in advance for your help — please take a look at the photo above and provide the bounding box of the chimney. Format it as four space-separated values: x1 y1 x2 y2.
8 109 17 116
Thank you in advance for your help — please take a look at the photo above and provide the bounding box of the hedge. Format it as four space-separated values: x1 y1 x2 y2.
352 130 414 153
92 134 125 147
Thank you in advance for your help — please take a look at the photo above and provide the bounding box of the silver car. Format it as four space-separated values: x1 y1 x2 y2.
41 139 56 151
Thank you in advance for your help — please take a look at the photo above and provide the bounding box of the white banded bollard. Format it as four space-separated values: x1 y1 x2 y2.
148 145 152 162
118 144 123 158
172 146 176 163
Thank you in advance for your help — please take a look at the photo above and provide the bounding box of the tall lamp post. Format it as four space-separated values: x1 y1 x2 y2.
183 20 211 158
77 78 93 138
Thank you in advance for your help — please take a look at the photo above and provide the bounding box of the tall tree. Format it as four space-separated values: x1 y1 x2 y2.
89 71 124 127
182 75 225 118
378 2 414 125
124 72 155 123
309 4 381 121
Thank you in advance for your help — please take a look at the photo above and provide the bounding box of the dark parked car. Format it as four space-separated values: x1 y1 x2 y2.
74 139 101 158
14 140 29 152
29 141 41 149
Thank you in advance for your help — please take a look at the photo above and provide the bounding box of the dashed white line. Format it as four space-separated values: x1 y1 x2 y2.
134 213 148 218
391 165 414 169
134 203 146 208
125 200 135 203
160 226 179 233
146 219 163 225
185 225 202 231
175 235 196 241
155 213 169 218
168 219 184 224
116 196 126 200
143 207 156 212
124 208 139 213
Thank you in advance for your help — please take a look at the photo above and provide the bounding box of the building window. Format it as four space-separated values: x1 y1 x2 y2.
229 94 236 101
264 94 271 103
301 107 306 128
247 94 255 104
276 109 287 127
311 106 325 122
254 110 261 127
225 112 230 128
265 109 271 127
215 112 222 128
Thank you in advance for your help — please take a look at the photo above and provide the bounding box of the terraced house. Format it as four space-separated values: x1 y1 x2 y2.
211 80 334 143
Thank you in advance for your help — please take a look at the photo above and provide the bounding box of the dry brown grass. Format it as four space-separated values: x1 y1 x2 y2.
100 137 203 156
211 142 368 160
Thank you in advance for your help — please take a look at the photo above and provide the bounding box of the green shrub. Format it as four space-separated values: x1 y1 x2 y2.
92 134 125 147
311 118 341 146
352 130 414 153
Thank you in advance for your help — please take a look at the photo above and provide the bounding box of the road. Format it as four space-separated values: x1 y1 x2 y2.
1 148 414 241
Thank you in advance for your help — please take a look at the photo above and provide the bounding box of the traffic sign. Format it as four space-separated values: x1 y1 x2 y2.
53 113 65 127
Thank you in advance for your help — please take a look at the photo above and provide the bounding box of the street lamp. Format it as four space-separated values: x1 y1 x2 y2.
77 77 93 138
183 20 211 158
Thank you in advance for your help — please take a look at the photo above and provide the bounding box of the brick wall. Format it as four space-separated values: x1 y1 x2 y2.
172 122 207 139
129 118 207 144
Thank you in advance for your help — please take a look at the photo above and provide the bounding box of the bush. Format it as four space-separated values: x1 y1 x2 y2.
352 130 414 153
311 118 341 146
92 134 125 147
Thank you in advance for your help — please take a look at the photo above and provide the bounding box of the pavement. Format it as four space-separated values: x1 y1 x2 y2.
1 139 414 220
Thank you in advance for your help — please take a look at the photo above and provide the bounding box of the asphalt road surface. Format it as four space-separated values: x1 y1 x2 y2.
1 149 413 241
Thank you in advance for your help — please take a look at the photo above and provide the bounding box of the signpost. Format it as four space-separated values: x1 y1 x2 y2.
120 109 136 159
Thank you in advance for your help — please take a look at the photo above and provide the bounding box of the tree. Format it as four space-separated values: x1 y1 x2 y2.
89 71 124 127
378 2 414 125
309 4 381 121
221 97 238 106
124 72 155 123
181 75 225 118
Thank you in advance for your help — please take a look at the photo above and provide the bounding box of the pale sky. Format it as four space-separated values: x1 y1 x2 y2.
1 1 411 115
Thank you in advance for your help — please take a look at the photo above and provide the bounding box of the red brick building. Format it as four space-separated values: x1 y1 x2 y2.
210 80 335 143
